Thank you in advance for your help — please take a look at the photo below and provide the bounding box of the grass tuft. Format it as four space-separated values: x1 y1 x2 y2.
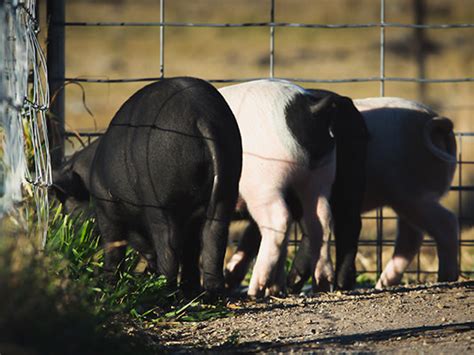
0 203 231 354
0 235 141 355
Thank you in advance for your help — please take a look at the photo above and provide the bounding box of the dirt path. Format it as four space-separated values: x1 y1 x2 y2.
153 281 474 353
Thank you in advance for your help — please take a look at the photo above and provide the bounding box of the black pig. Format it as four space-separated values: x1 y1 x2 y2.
89 77 242 295
51 139 98 216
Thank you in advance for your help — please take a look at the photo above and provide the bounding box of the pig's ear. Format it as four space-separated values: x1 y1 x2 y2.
309 94 336 116
309 95 337 138
50 168 69 202
52 166 72 189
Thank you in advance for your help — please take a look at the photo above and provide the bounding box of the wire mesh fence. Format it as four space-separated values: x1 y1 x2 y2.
50 0 473 282
0 0 51 244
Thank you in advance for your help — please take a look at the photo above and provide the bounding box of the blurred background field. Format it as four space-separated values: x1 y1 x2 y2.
37 0 473 132
38 0 473 283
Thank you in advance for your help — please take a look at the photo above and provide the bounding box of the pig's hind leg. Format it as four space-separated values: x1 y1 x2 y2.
145 208 181 290
246 195 291 298
128 231 158 273
200 207 234 295
399 200 459 283
298 190 328 293
287 191 333 294
225 220 261 290
376 216 423 288
181 215 205 297
313 195 334 292
287 230 313 294
379 200 459 288
95 202 127 275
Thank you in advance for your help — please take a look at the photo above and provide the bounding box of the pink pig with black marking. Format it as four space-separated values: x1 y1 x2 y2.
219 79 338 298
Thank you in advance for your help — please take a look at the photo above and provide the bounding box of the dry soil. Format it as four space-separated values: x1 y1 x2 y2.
151 281 473 353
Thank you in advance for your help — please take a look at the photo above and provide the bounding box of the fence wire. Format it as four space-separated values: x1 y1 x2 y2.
57 0 473 281
0 0 51 244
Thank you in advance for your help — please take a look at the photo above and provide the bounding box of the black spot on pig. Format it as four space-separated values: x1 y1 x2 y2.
284 93 337 169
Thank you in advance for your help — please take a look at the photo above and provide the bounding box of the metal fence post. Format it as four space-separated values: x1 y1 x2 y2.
160 0 165 79
47 0 65 168
269 0 275 78
414 0 427 102
376 0 386 279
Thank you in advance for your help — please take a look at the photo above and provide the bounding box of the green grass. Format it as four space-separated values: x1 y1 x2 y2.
0 203 231 354
45 203 230 322
46 204 170 316
0 232 135 354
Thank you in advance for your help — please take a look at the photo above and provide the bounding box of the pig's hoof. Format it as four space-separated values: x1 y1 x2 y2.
247 294 267 303
312 277 333 293
335 268 356 291
375 279 385 290
376 270 403 289
247 287 266 301
202 290 227 304
181 284 203 300
314 264 334 293
266 284 287 298
202 281 227 303
438 269 459 283
224 267 247 291
286 270 307 294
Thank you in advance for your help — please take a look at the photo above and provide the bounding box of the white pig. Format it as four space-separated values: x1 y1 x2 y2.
219 79 338 297
356 97 458 288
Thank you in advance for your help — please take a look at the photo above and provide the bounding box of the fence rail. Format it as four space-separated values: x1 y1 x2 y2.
59 21 474 29
60 76 473 84
52 0 473 282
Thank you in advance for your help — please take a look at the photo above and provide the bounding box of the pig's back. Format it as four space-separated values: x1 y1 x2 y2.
91 77 239 212
355 97 456 209
219 79 309 165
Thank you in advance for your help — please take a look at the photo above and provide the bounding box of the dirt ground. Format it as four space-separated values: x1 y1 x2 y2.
147 281 474 353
